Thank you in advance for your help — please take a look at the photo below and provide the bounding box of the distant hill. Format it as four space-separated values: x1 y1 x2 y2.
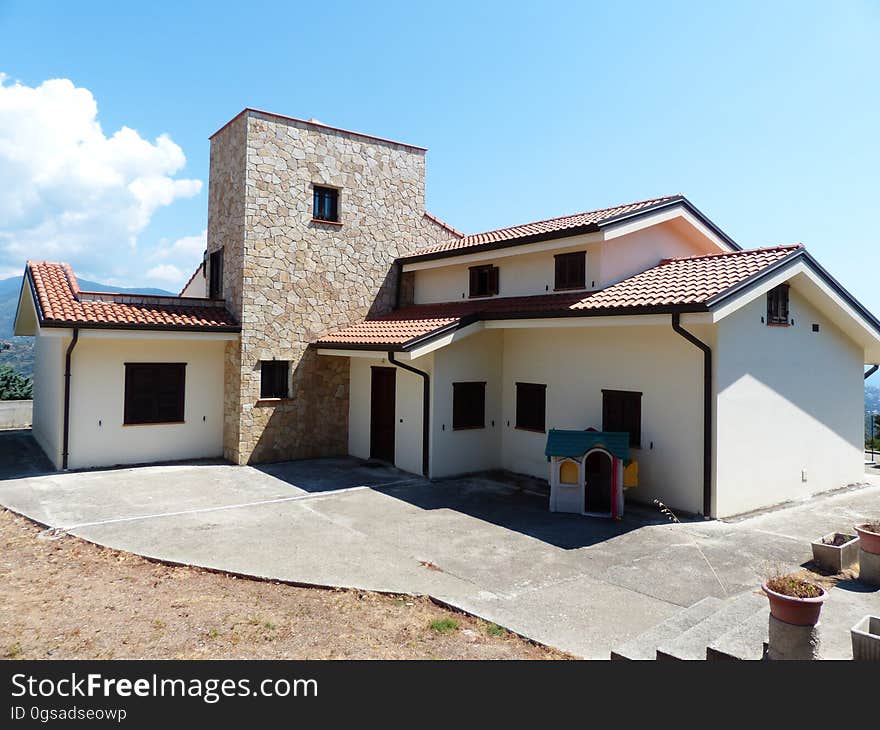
0 275 172 380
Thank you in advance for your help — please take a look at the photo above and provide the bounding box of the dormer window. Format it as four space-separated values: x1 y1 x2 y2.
767 284 790 326
313 186 339 223
554 251 586 290
469 265 499 298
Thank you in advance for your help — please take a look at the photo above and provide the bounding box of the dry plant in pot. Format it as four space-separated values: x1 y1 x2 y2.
762 571 826 627
854 523 880 555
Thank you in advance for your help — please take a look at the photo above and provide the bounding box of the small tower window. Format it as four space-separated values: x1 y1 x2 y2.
313 186 339 223
767 284 790 326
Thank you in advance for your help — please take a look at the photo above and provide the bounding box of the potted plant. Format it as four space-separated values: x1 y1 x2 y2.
811 531 859 573
854 523 880 555
762 572 826 627
851 615 880 661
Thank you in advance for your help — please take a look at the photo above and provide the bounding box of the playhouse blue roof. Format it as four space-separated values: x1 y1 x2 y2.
544 429 630 461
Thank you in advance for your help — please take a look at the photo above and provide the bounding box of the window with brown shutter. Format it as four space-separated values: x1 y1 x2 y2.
124 363 186 425
452 382 486 430
260 361 289 399
767 284 790 326
602 389 642 448
554 251 586 290
468 265 499 298
515 382 546 432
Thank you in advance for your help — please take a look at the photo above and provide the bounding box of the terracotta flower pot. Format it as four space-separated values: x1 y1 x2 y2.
855 524 880 555
762 582 826 627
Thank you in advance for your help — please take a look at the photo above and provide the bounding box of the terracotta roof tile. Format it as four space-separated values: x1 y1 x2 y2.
26 261 239 331
405 195 682 259
316 245 802 349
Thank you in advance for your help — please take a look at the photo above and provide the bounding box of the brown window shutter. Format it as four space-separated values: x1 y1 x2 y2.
489 266 499 295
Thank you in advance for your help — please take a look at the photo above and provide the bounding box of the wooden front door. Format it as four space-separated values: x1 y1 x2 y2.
370 367 396 463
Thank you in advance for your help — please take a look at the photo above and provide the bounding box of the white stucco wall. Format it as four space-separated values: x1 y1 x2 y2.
430 330 503 477
499 324 708 514
600 220 714 286
348 354 431 476
180 264 207 298
66 335 226 470
714 287 864 517
413 244 600 304
411 220 721 304
345 322 708 512
31 329 66 469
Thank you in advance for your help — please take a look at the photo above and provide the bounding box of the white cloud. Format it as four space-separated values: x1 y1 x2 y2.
0 73 203 290
145 263 185 284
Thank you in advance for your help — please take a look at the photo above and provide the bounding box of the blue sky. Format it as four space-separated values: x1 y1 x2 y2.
0 1 878 377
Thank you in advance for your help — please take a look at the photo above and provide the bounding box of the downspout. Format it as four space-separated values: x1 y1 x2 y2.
62 327 80 470
388 352 430 478
866 364 879 380
671 313 713 518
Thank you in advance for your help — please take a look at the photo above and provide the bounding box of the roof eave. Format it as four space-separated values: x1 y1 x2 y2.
596 197 741 251
313 304 709 353
397 195 741 265
38 320 242 335
704 247 880 343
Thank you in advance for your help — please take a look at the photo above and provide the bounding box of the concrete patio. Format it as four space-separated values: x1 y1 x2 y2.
0 432 878 659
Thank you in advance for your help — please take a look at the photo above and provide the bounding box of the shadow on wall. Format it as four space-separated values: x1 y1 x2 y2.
365 264 400 320
248 348 350 464
716 290 864 453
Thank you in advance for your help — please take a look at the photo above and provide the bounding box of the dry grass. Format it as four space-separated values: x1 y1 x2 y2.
0 509 569 660
765 574 823 599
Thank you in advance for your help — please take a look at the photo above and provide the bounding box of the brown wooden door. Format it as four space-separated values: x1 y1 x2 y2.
370 367 396 463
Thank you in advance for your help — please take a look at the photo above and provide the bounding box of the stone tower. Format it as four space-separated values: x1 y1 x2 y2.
206 109 450 464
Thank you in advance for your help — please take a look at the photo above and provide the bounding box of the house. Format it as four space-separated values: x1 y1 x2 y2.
13 108 880 518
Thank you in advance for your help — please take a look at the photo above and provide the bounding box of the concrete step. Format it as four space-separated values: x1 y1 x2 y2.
656 591 767 660
610 596 724 660
706 605 768 660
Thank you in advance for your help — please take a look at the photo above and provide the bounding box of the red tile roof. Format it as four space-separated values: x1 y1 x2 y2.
315 245 802 349
405 195 684 259
25 262 239 331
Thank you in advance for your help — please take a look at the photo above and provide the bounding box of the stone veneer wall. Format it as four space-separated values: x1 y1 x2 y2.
207 111 450 464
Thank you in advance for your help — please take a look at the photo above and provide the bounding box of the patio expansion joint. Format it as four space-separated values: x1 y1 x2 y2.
38 480 421 535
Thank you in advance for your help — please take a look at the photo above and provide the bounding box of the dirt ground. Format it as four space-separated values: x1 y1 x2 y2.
0 509 567 660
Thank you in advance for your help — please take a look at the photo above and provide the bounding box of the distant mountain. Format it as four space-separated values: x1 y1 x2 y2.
0 275 172 339
868 384 880 414
0 275 172 380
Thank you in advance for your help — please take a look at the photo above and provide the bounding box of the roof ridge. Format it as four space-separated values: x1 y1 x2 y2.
423 212 464 238
458 194 682 241
60 262 81 298
659 243 803 265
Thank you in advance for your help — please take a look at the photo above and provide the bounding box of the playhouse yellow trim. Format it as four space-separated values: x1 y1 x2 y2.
623 460 639 488
560 459 579 485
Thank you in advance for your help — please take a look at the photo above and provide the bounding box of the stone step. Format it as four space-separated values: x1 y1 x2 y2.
706 605 769 660
610 596 724 660
656 591 767 660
